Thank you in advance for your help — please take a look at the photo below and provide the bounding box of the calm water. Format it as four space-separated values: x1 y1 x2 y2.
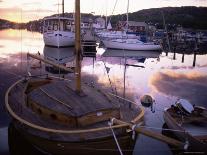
0 29 207 155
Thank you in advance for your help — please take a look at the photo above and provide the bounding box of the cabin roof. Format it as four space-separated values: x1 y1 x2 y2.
28 80 120 117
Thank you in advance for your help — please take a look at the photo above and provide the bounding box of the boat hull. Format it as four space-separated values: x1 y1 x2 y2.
5 76 144 155
163 108 207 152
11 121 136 155
43 31 75 47
102 40 161 51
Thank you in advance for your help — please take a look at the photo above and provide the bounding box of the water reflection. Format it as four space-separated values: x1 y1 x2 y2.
0 29 207 155
8 123 45 155
43 46 75 74
102 49 161 59
149 70 207 107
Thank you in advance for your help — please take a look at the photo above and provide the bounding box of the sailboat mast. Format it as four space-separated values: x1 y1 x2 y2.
126 0 129 31
75 0 81 93
62 0 64 16
105 0 108 29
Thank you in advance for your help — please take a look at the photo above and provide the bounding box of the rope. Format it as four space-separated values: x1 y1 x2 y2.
108 0 118 24
39 88 73 110
109 122 123 155
103 61 118 95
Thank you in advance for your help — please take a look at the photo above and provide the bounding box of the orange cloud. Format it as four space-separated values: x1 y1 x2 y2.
0 6 55 22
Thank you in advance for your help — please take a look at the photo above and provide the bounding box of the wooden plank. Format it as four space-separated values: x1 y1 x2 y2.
78 109 120 126
113 118 184 148
39 88 73 110
27 53 74 73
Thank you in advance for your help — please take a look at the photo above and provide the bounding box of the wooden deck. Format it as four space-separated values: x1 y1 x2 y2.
28 80 119 116
7 76 142 142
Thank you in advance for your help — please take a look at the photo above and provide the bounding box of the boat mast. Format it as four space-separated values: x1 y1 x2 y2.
62 0 64 17
126 0 129 32
75 0 81 93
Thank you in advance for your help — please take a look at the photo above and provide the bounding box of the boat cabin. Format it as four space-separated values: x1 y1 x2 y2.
43 17 74 32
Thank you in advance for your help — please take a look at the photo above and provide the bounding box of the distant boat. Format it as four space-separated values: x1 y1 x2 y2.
43 0 75 47
43 16 75 47
101 0 161 51
163 99 207 152
97 30 138 40
102 39 162 51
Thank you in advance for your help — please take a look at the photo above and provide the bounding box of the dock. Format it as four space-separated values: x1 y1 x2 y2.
82 29 97 57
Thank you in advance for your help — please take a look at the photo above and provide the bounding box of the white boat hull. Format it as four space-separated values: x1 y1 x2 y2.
103 40 161 51
43 31 75 47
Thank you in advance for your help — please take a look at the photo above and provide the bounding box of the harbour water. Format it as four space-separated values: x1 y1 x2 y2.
0 29 207 155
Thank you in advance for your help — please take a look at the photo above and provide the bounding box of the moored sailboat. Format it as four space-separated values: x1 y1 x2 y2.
102 38 162 51
5 1 145 155
101 0 161 51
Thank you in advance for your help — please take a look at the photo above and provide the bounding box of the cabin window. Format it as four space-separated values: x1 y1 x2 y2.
53 24 58 31
48 26 52 31
66 25 71 31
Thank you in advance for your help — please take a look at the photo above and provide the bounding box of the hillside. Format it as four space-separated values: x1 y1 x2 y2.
110 6 207 29
1 6 207 30
0 19 14 29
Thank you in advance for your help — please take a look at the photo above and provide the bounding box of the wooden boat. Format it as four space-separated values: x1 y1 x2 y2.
5 1 145 155
163 99 207 152
6 75 144 155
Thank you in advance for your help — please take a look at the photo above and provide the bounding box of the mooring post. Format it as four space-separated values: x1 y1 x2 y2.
182 52 185 63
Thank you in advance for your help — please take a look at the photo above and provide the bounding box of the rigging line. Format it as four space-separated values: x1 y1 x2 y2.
20 8 23 74
162 11 171 54
155 113 164 124
109 123 124 155
108 0 118 24
102 60 118 95
123 57 127 103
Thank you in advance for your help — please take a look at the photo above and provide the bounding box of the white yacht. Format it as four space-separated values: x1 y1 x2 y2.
102 38 161 51
43 17 75 47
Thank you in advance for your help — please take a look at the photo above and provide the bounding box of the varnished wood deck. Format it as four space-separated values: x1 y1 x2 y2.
28 80 120 116
6 76 143 142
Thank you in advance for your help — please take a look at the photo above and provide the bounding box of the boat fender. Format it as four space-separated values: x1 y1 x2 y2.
184 138 189 150
110 118 116 126
140 95 154 107
132 124 137 140
140 95 155 113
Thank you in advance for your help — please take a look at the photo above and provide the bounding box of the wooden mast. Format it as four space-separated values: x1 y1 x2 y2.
62 0 64 17
75 0 81 93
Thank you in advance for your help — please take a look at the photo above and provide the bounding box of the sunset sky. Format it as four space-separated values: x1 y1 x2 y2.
0 0 207 23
